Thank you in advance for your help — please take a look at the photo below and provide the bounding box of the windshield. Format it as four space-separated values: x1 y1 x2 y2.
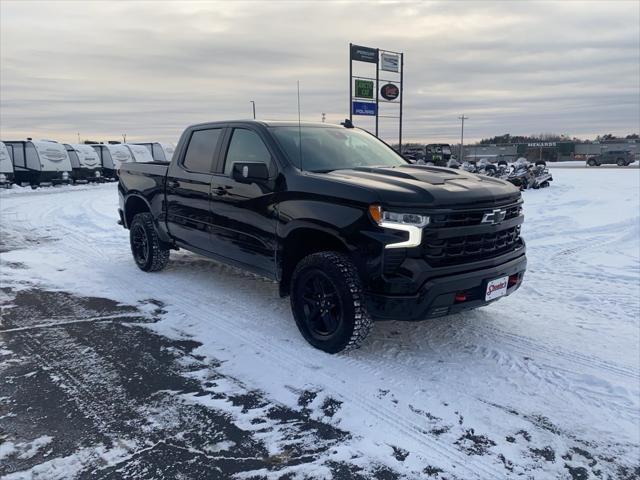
270 126 407 172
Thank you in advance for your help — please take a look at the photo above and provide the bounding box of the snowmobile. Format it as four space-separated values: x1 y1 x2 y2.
461 160 477 173
530 160 553 189
476 158 498 177
495 160 511 180
506 158 534 190
446 157 460 169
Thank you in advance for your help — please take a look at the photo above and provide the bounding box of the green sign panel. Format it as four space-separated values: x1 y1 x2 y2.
355 79 374 99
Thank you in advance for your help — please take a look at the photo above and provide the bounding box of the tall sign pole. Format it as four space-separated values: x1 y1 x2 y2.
375 48 380 137
459 114 469 160
349 43 353 123
399 52 404 151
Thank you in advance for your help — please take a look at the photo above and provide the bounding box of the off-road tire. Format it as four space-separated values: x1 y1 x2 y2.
617 158 625 167
290 251 373 354
587 159 597 167
129 212 170 272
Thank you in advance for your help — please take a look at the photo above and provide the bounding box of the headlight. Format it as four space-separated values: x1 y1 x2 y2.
95 170 101 177
62 171 69 180
369 205 429 249
0 174 6 182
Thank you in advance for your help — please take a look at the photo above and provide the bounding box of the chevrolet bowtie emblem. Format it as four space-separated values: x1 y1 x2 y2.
482 208 507 224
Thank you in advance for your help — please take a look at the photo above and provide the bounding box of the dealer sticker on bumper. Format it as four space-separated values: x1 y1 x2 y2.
485 276 509 301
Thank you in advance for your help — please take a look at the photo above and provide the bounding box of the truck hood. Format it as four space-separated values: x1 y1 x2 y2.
323 165 521 207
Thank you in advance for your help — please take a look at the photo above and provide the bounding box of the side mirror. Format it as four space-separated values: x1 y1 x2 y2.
232 162 269 184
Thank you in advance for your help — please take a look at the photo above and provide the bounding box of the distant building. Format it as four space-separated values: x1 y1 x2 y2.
457 140 639 162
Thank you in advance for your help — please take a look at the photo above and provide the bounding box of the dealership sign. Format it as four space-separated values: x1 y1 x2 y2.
350 44 378 64
352 101 377 116
380 83 399 101
380 52 399 72
349 43 404 148
355 79 374 99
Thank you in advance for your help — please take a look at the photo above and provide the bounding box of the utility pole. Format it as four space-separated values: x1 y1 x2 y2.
321 112 326 123
458 114 469 160
122 133 127 143
77 132 80 143
250 101 256 119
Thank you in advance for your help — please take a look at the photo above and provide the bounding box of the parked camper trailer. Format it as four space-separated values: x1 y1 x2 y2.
0 141 15 187
91 143 133 180
124 143 154 163
64 144 103 183
4 140 72 188
159 143 175 162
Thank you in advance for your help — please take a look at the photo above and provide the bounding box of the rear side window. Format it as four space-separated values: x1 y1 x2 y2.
224 129 272 176
183 128 222 173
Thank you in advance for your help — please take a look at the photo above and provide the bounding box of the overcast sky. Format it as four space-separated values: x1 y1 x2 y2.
1 0 639 145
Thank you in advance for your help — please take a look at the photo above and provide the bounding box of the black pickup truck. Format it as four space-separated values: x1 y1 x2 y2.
118 120 526 353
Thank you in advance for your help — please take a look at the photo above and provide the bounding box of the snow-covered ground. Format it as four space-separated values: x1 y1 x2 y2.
1 169 639 479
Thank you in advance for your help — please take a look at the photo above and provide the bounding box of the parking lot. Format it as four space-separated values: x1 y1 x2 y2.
1 167 639 479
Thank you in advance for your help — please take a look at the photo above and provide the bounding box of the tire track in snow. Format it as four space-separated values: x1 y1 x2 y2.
14 202 507 479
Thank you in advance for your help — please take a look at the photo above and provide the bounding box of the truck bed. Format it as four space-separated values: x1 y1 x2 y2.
118 162 168 212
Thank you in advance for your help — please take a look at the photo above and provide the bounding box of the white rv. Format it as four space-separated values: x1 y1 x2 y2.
131 142 175 162
0 141 15 187
124 143 154 163
160 143 175 162
4 140 73 188
64 143 103 183
91 143 133 180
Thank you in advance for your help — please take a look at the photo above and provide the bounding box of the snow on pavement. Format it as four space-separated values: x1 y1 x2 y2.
0 169 638 479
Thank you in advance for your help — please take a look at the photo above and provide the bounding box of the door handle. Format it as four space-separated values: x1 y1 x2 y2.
213 186 229 196
167 180 179 189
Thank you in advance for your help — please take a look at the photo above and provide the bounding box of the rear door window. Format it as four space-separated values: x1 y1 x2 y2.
183 128 223 173
223 129 272 176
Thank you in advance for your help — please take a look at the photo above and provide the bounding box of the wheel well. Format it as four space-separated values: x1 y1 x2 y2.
279 228 349 297
124 196 150 227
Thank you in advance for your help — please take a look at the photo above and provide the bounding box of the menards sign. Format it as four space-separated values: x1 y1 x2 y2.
527 142 557 147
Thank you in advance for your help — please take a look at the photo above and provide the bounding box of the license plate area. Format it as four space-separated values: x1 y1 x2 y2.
485 275 509 301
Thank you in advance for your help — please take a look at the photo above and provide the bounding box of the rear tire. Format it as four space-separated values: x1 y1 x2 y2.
290 251 372 354
587 159 597 167
617 159 625 166
129 212 170 272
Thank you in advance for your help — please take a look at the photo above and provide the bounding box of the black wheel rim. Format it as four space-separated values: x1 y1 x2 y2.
299 270 342 338
131 224 149 265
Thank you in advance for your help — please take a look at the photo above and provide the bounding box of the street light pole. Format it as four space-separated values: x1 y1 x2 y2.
250 101 256 119
458 114 469 160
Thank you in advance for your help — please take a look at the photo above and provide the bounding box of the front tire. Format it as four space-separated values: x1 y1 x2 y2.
290 251 372 353
129 213 170 272
617 159 625 166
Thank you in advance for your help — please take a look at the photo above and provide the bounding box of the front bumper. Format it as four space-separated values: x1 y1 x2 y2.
366 254 526 321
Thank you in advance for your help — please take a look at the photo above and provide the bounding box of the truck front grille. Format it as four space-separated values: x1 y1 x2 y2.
423 225 522 267
429 204 522 228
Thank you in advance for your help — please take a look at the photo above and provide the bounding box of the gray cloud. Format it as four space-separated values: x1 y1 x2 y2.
1 0 638 144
